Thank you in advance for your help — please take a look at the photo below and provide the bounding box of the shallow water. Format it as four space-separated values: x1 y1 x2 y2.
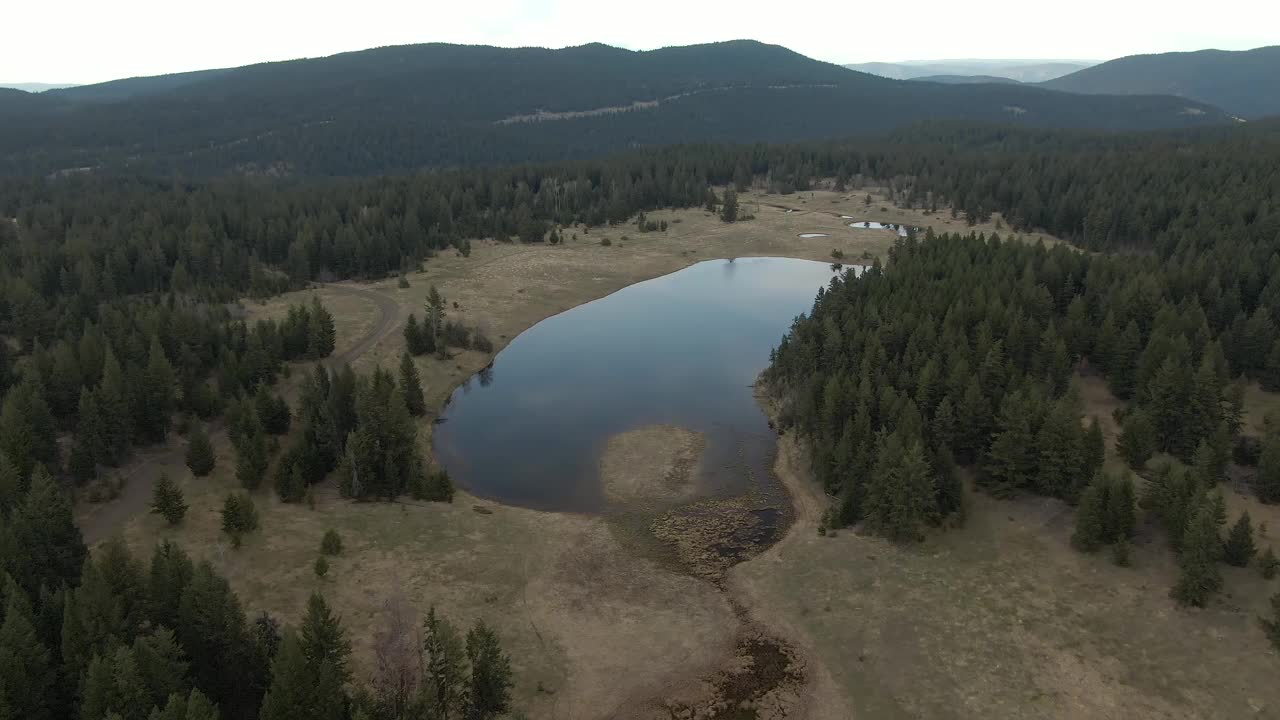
435 257 856 512
846 220 913 237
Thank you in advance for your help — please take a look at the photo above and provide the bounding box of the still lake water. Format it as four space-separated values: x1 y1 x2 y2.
434 257 853 512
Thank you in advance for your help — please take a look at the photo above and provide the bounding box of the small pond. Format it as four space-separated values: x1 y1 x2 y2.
434 257 859 512
846 220 915 237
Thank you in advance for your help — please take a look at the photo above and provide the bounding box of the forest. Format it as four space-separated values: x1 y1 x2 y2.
0 41 1233 175
3 115 1280 716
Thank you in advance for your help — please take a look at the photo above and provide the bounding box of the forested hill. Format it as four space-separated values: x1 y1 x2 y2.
1041 46 1280 119
0 40 1234 175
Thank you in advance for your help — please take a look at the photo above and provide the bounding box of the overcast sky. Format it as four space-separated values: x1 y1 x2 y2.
5 0 1277 84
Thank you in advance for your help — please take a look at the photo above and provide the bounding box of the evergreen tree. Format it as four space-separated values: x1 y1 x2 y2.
234 424 269 491
255 385 291 436
177 562 267 718
864 433 934 541
221 493 259 547
425 287 447 352
131 628 189 710
299 593 351 689
983 391 1038 497
185 423 216 477
0 374 58 476
1258 428 1280 504
1172 498 1224 607
1222 512 1256 567
1079 417 1106 498
8 467 87 599
0 453 20 515
313 556 329 580
148 540 194 631
419 607 466 720
1072 476 1108 552
151 474 188 526
1258 546 1279 579
0 583 54 720
1262 592 1280 652
719 188 739 223
404 314 433 356
1117 409 1156 470
1035 396 1082 500
258 631 315 720
139 336 177 443
309 298 336 359
464 621 513 720
98 347 134 464
399 352 426 417
1104 473 1136 543
320 530 343 556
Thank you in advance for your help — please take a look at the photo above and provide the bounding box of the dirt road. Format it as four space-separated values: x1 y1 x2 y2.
77 282 400 545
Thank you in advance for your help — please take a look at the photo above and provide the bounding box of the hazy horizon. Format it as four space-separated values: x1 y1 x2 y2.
3 0 1276 85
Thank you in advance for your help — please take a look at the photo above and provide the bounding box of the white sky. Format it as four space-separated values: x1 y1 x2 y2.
4 0 1277 84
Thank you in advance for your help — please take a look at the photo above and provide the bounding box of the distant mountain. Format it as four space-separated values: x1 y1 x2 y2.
48 69 231 103
845 60 1092 83
0 41 1232 176
0 82 80 92
1041 46 1280 119
910 75 1022 85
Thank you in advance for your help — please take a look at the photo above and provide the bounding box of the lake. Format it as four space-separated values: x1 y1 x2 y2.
434 257 855 512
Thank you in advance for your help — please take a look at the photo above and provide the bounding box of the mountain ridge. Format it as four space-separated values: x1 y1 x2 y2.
1041 46 1280 118
0 40 1235 175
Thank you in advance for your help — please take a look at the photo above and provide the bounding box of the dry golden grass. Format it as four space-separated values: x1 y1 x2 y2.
734 377 1280 719
113 191 915 716
601 425 704 506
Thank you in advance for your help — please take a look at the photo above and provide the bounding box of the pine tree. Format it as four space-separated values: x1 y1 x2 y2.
313 556 329 580
1259 429 1280 504
299 593 351 688
420 606 466 720
1259 546 1279 579
235 423 269 491
1035 397 1081 500
1222 512 1256 567
0 374 58 476
98 346 134 464
404 314 433 356
221 493 259 547
1172 498 1224 607
719 188 739 223
0 452 19 514
148 540 194 631
177 562 268 718
399 352 426 417
310 298 336 359
258 631 315 720
983 391 1038 497
1259 592 1280 651
140 336 177 442
72 386 105 479
9 467 87 599
1072 476 1108 552
1104 474 1136 543
1079 417 1106 499
465 621 513 720
320 530 343 556
151 474 188 526
864 433 934 541
1117 409 1156 470
0 583 54 720
185 423 216 477
131 628 189 710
